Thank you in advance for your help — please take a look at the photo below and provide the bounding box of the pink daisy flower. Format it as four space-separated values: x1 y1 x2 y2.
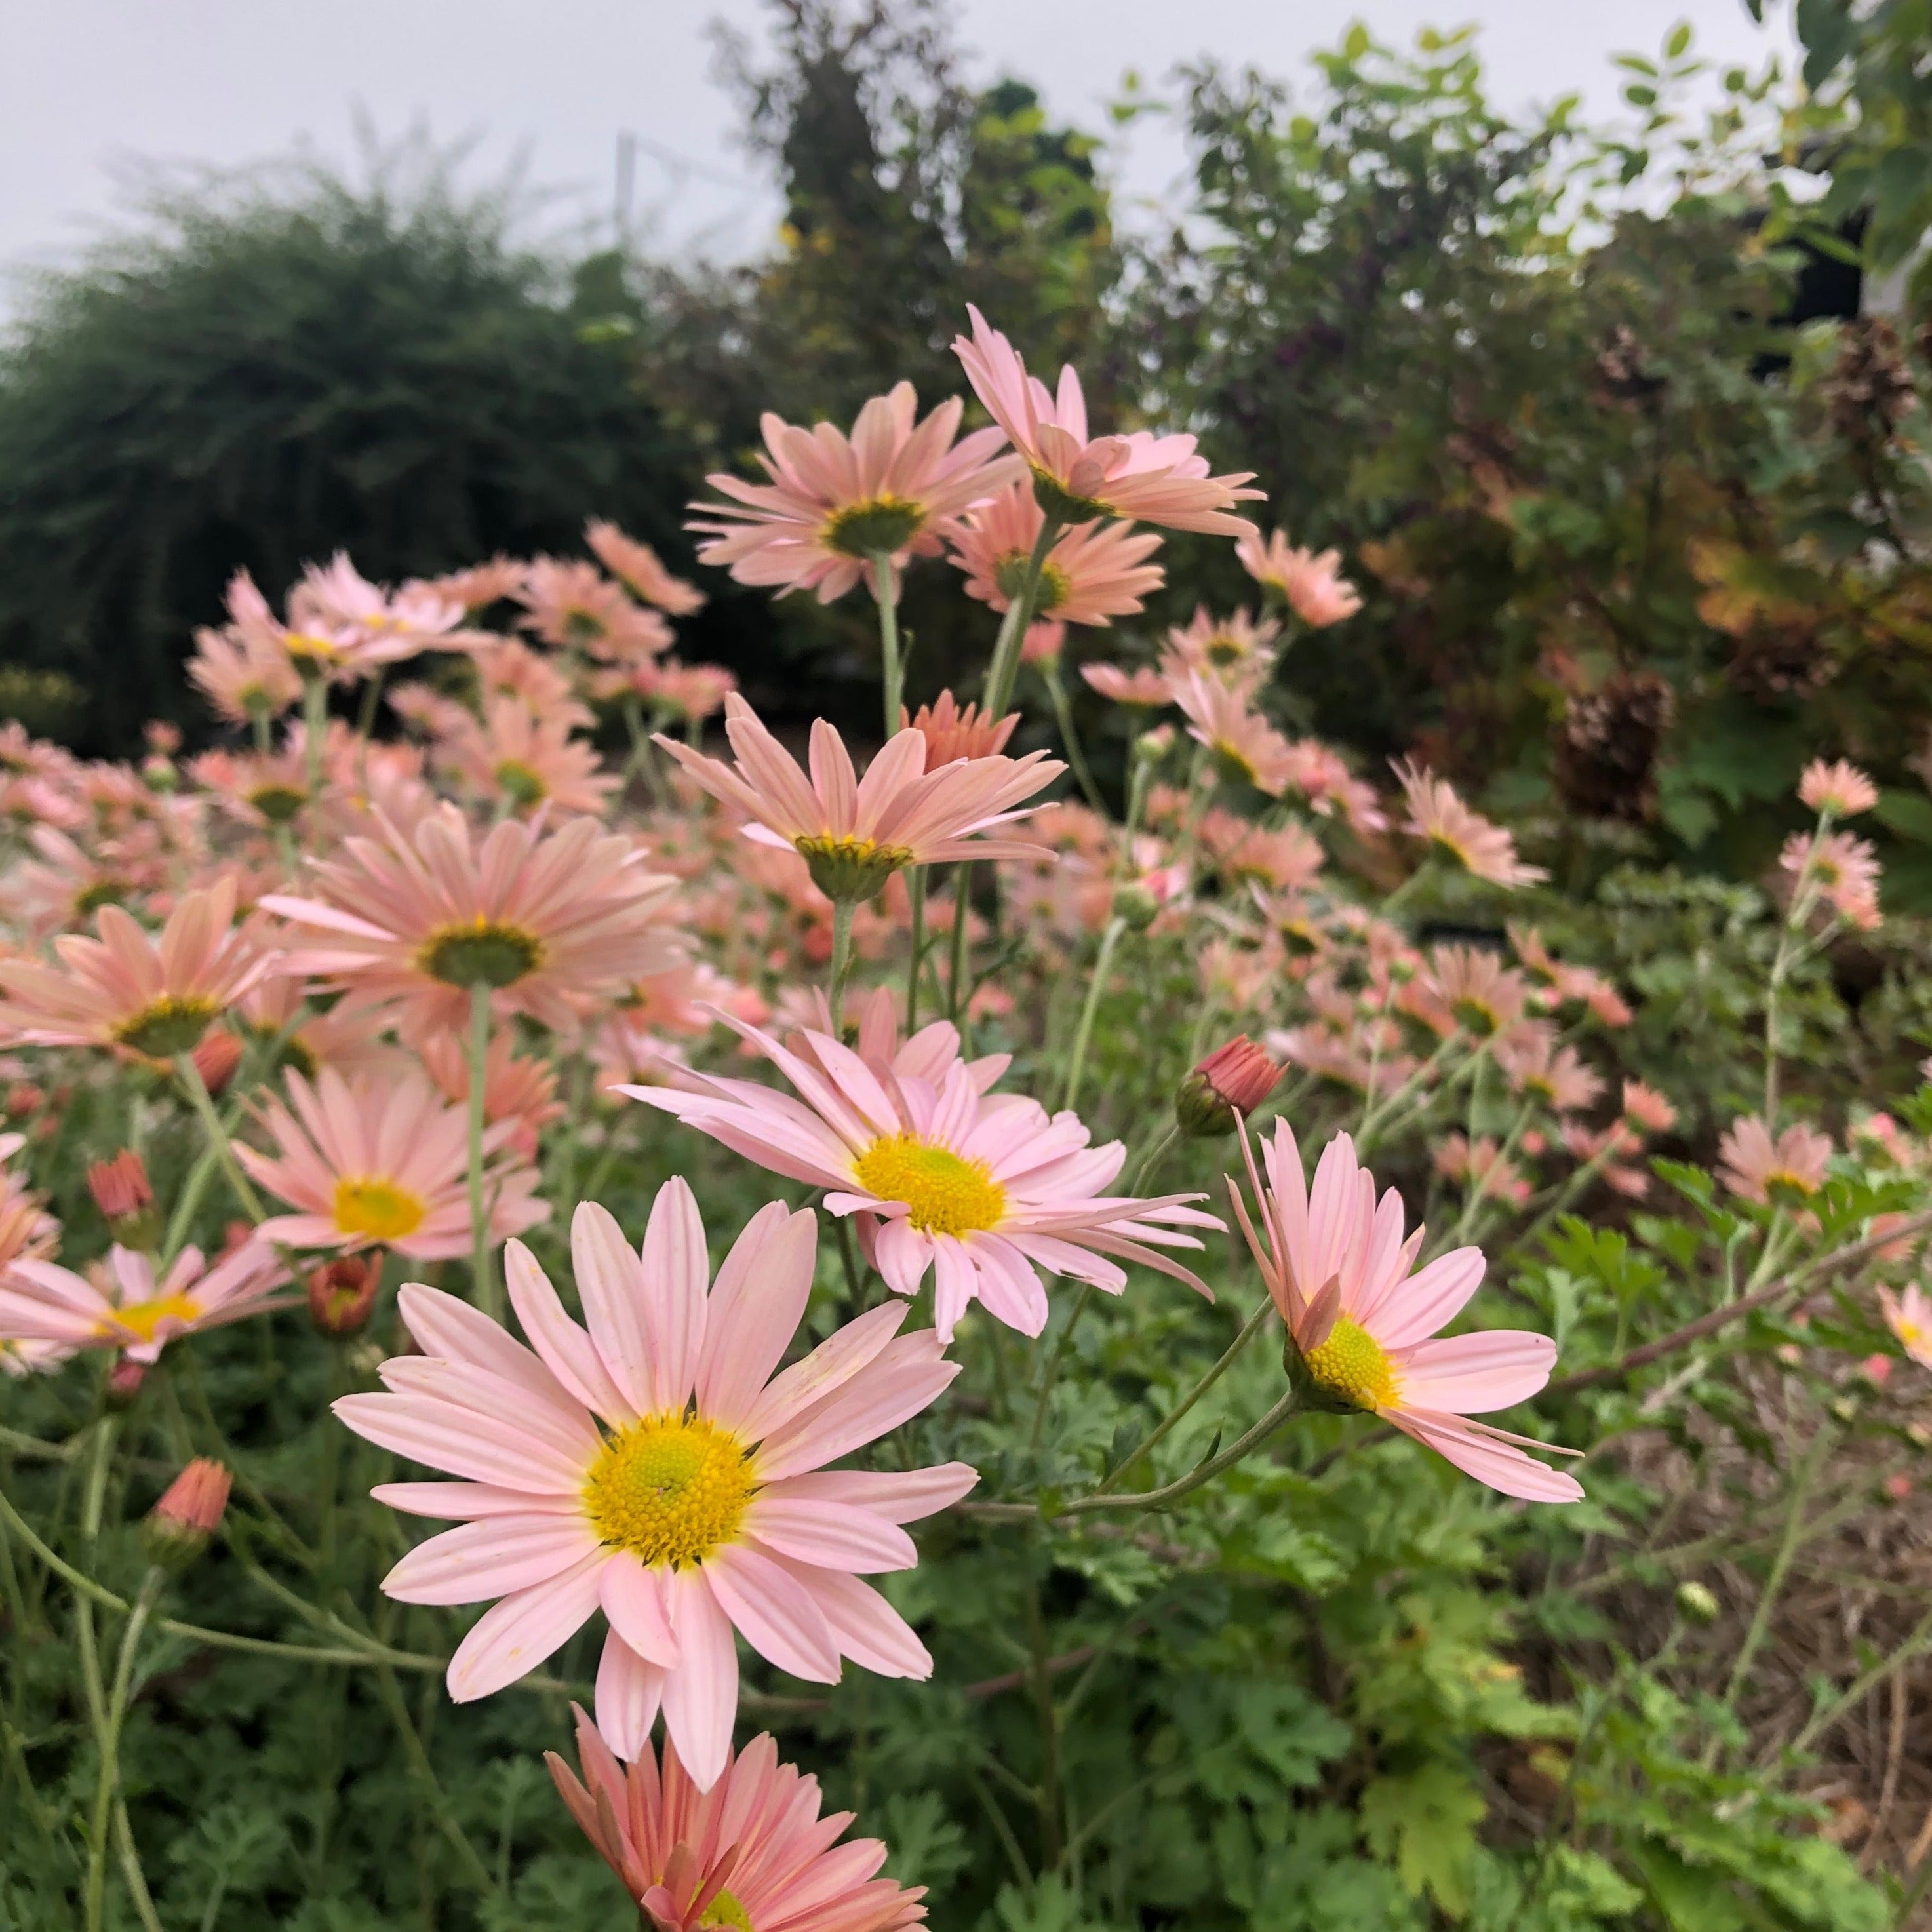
289 553 484 656
1079 663 1172 708
953 307 1262 536
1234 528 1363 627
1716 1115 1833 1206
623 1013 1219 1341
1879 1284 1932 1369
585 521 707 616
1227 1122 1583 1501
1394 761 1547 889
1158 607 1280 691
1798 757 1878 818
417 557 529 614
518 558 673 662
1782 829 1882 930
445 696 619 819
335 1185 974 1786
947 483 1164 627
1169 669 1299 797
188 618 304 726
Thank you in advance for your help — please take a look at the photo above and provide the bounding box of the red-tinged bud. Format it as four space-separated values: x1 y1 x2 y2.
221 1220 254 1257
88 1149 153 1223
191 1029 244 1098
1863 1352 1894 1387
5 1082 42 1118
1175 1036 1286 1138
141 1457 230 1570
308 1253 382 1339
105 1356 148 1408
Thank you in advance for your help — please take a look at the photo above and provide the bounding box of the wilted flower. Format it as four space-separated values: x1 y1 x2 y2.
1235 528 1363 627
1717 1115 1833 1206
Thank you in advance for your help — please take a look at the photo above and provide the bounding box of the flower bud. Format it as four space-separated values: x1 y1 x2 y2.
105 1356 148 1409
142 1458 231 1571
1175 1036 1286 1139
308 1253 382 1339
1674 1581 1720 1626
191 1029 244 1098
1134 725 1175 767
1111 884 1160 932
87 1151 159 1251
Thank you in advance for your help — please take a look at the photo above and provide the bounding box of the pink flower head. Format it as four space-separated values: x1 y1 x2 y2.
1879 1284 1932 1369
1433 1132 1530 1206
0 1238 286 1364
627 659 739 724
947 483 1164 627
419 1027 565 1161
1622 1081 1676 1135
1079 662 1172 708
1782 829 1882 930
1395 760 1546 889
1021 620 1067 665
654 694 1061 902
1497 1033 1604 1114
1159 607 1280 692
1798 758 1877 818
335 1184 975 1786
1227 1121 1582 1501
1419 944 1528 1037
446 696 619 819
290 553 478 656
585 521 707 616
623 1014 1220 1342
144 1457 232 1566
1234 528 1363 627
1716 1114 1833 1206
1170 670 1299 797
549 1708 926 1932
690 383 1021 604
420 557 529 614
188 616 304 726
237 1067 547 1259
518 558 673 663
953 307 1263 535
898 692 1017 766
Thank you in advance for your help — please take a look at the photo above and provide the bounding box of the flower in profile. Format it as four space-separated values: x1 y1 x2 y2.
1418 945 1528 1038
1176 1036 1286 1137
599 658 738 726
420 557 529 614
188 618 304 726
143 1458 232 1570
419 1028 565 1160
947 483 1164 627
290 553 479 658
1879 1284 1932 1369
237 1068 547 1260
655 694 1061 903
262 803 678 1039
446 696 619 818
1497 1033 1604 1114
1234 528 1363 627
625 1015 1218 1341
1169 670 1298 796
1395 761 1546 889
953 307 1262 534
899 692 1017 766
690 383 1021 604
518 558 673 662
1798 758 1877 818
585 521 707 616
0 877 275 1061
0 1239 286 1364
1717 1115 1833 1206
1080 662 1172 708
1783 829 1881 930
307 1253 383 1338
549 1708 926 1932
1434 1132 1530 1206
336 1186 974 1786
1227 1122 1582 1501
1201 812 1324 892
1158 608 1280 691
1622 1080 1676 1135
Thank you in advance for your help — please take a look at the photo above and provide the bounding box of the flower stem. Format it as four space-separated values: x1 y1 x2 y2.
466 981 498 1318
872 552 904 739
1042 663 1106 814
980 519 1060 720
1129 1122 1182 1194
174 1052 264 1223
827 900 856 1029
905 867 926 1032
1061 915 1127 1114
1059 1381 1302 1515
86 1567 163 1932
946 865 973 1024
300 672 328 802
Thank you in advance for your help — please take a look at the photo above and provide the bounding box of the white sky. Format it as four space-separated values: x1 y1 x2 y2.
0 0 1796 287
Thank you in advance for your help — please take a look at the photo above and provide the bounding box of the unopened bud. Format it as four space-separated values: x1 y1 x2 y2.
1134 725 1175 766
1175 1036 1286 1138
191 1029 243 1098
142 1457 231 1570
141 756 179 793
1111 884 1160 932
308 1253 382 1338
105 1356 148 1408
1674 1581 1719 1626
88 1151 159 1250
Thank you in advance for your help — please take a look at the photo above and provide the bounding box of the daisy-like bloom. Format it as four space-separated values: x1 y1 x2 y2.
595 658 740 727
1227 1122 1583 1501
237 1068 547 1260
654 694 1061 903
1201 812 1324 892
1234 528 1362 627
216 570 405 686
1434 1132 1531 1206
625 1014 1218 1341
518 558 673 663
549 1709 926 1932
1798 757 1878 818
261 803 678 1039
419 1029 566 1162
419 557 530 614
1169 670 1298 797
1021 620 1066 666
289 553 479 656
471 637 592 724
336 1187 974 1785
1496 1032 1604 1114
899 692 1017 766
1278 741 1388 837
0 1239 286 1365
1079 662 1171 708
189 747 311 829
690 384 1020 605
188 619 304 726
1716 1114 1833 1206
446 696 618 818
1560 1121 1651 1200
1394 761 1546 889
947 483 1164 627
1158 608 1280 692
1623 1080 1676 1135
1783 829 1882 930
953 307 1262 535
1879 1284 1932 1370
585 521 707 617
1419 945 1529 1038
0 877 275 1061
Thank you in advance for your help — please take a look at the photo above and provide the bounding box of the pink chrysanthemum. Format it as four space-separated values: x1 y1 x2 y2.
1879 1284 1932 1370
1716 1115 1833 1206
953 307 1262 536
1079 663 1171 708
689 383 1021 604
1782 829 1882 930
585 521 707 617
947 483 1164 627
898 692 1017 766
1169 670 1299 797
290 553 480 656
1234 528 1363 627
623 1012 1219 1341
1228 1122 1582 1501
1798 757 1878 818
335 1185 974 1786
445 696 618 819
188 618 304 726
1158 607 1280 692
518 558 673 663
1395 761 1547 889
418 557 529 614
419 1028 566 1162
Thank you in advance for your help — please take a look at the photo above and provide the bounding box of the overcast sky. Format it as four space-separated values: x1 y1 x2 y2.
0 0 1794 288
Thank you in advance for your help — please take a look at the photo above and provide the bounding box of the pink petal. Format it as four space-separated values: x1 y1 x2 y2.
445 1549 608 1701
571 1202 655 1416
738 1299 906 1446
765 1463 977 1523
595 1629 666 1763
740 1496 916 1573
703 1541 841 1682
1368 1246 1487 1352
599 1556 682 1668
384 1514 601 1606
776 1562 932 1678
639 1177 709 1414
696 1203 817 1432
1389 1409 1584 1503
504 1239 634 1423
754 1333 958 1482
660 1569 739 1792
1392 1330 1556 1414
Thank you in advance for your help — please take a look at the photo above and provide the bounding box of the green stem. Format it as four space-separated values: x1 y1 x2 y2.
827 900 856 1027
174 1052 265 1223
1042 663 1106 815
374 1663 497 1893
87 1568 163 1932
981 519 1060 721
1722 1425 1832 1716
946 866 973 1024
1062 915 1127 1114
1028 1283 1096 1451
1129 1122 1182 1194
1061 1383 1302 1515
873 553 904 739
466 981 498 1318
905 867 926 1033
300 673 328 804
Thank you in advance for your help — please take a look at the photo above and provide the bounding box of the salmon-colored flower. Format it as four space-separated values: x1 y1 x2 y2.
1079 663 1171 708
1798 758 1877 818
1783 829 1881 930
953 307 1261 535
1497 1033 1603 1114
1200 812 1324 892
419 1029 566 1161
898 693 1017 766
188 617 304 726
550 1710 926 1932
143 1457 232 1568
1418 945 1528 1038
1158 608 1280 691
947 483 1164 627
1880 1284 1932 1369
1227 1122 1581 1501
290 554 481 657
1177 1036 1285 1136
1234 528 1362 627
1170 671 1298 796
1434 1132 1531 1206
336 1185 974 1785
1396 761 1545 889
518 558 673 663
1717 1115 1832 1206
585 521 707 616
419 557 529 614
445 696 618 819
1622 1080 1676 1135
597 659 739 725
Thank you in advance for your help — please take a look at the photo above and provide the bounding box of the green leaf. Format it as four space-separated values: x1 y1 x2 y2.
1665 22 1693 59
1360 1764 1487 1920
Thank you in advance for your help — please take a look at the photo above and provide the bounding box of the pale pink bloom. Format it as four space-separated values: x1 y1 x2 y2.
654 694 1061 900
0 877 275 1061
336 1185 974 1785
1265 1026 1377 1095
1158 608 1279 692
188 619 304 726
1227 1122 1582 1501
625 963 772 1042
1170 670 1299 797
189 747 311 830
290 553 481 656
1021 620 1066 665
1280 741 1388 835
471 637 591 723
1717 1115 1832 1206
0 1239 286 1365
1434 1132 1531 1206
1623 1081 1676 1135
1200 812 1324 892
0 1135 58 1277
953 307 1262 535
1234 528 1362 627
1879 1284 1932 1369
1798 757 1877 818
550 1710 926 1932
518 558 673 663
690 383 1021 604
1497 1033 1603 1114
1395 761 1546 889
947 483 1164 627
624 1014 1219 1342
898 692 1017 766
419 1031 566 1162
1419 945 1528 1037
586 521 707 616
233 972 407 1082
446 696 618 819
386 682 479 745
1782 829 1881 930
418 557 528 614
262 804 678 1040
606 658 739 724
1560 1121 1650 1200
1079 662 1171 707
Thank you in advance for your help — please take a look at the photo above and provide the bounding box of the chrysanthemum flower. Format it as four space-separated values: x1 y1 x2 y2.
188 619 304 726
1433 1132 1531 1206
624 1014 1218 1341
1200 813 1325 892
585 521 707 616
549 1708 926 1932
261 803 678 1039
1227 1122 1582 1501
690 383 1021 604
420 557 529 614
1418 945 1529 1038
1716 1115 1833 1206
1169 671 1298 797
238 1068 547 1259
446 696 618 819
419 1030 566 1162
1497 1033 1603 1114
1234 528 1363 627
1622 1080 1676 1135
595 659 739 726
518 559 673 662
953 307 1261 535
1798 757 1878 818
947 483 1164 626
1879 1284 1932 1369
1394 761 1546 889
1782 829 1881 930
470 638 591 723
1079 663 1171 708
654 695 1061 903
290 553 483 655
1158 607 1280 691
899 693 1017 766
0 877 275 1061
336 1186 974 1786
0 1239 286 1364
189 747 311 829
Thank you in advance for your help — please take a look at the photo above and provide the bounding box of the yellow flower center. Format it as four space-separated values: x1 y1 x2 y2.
110 1293 203 1343
993 551 1071 616
852 1133 1006 1238
416 917 546 989
285 632 342 663
821 495 926 561
582 1415 755 1568
699 1890 754 1932
794 833 915 903
332 1176 429 1242
1301 1314 1398 1411
114 995 219 1059
495 759 547 807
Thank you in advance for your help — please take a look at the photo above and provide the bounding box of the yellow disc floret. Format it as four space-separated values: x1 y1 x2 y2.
110 1293 203 1344
332 1176 429 1243
583 1415 755 1569
1301 1314 1398 1411
852 1133 1006 1238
